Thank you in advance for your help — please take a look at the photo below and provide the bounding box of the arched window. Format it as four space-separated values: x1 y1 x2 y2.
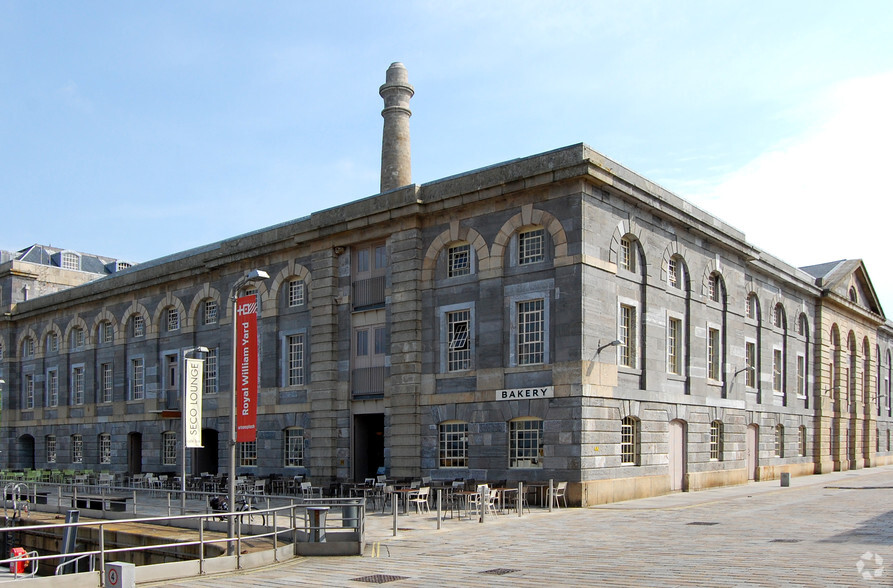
46 332 58 353
710 420 724 461
667 255 684 289
508 417 543 468
620 416 641 465
70 327 85 350
745 293 758 320
22 336 35 358
619 236 636 273
447 242 472 278
772 303 785 329
849 287 858 303
439 421 468 469
202 299 219 325
165 308 180 332
131 315 145 338
518 227 546 265
707 273 720 302
97 321 114 345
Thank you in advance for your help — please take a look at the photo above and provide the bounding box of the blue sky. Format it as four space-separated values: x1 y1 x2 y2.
2 1 892 310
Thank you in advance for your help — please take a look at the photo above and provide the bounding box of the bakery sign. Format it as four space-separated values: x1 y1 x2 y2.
495 386 554 401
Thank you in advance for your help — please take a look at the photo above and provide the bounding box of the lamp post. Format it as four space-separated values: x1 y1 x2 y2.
228 269 269 552
181 346 209 515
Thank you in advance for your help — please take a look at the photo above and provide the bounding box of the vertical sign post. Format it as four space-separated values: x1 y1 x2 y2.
235 295 259 442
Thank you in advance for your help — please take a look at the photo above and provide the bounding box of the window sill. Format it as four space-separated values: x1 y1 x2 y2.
618 366 642 376
436 370 475 380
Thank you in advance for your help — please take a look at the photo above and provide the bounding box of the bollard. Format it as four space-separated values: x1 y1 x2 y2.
392 493 398 536
436 488 442 530
780 472 791 487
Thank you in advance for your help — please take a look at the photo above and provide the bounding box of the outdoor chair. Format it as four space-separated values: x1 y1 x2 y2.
552 481 568 508
409 486 430 514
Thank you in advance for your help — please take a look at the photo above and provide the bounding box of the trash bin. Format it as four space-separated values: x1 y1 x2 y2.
780 473 791 487
342 504 359 529
307 506 329 542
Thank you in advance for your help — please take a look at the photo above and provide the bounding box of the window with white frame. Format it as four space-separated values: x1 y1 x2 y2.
72 434 84 463
745 341 757 388
130 358 145 400
619 304 637 369
167 308 180 332
47 368 59 407
439 421 468 468
668 256 683 289
509 417 543 468
99 321 113 344
46 435 56 463
772 349 783 392
518 228 545 265
24 375 34 410
710 420 724 461
448 243 471 277
99 433 112 464
132 315 145 338
72 366 85 405
619 236 636 273
707 327 721 381
745 293 757 320
621 416 640 465
796 355 806 398
517 298 545 365
240 441 257 467
162 431 177 465
287 334 305 386
447 309 471 372
101 363 113 403
204 348 218 394
707 274 720 302
23 337 35 358
799 426 807 457
71 327 85 350
774 424 784 457
284 427 304 467
203 300 218 325
46 332 58 353
288 279 305 307
667 316 682 375
61 251 80 270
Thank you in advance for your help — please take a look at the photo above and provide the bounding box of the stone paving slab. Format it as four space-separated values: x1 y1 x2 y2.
142 467 893 587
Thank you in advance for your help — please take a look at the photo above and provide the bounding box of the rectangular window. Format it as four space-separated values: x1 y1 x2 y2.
163 432 177 466
773 349 783 392
72 434 83 463
101 363 113 403
100 434 111 464
287 334 305 386
439 422 468 468
72 366 85 405
710 421 723 461
797 355 806 398
667 317 682 375
519 228 545 265
288 280 305 307
707 328 721 381
517 299 545 365
447 309 471 372
284 428 304 467
240 441 258 467
745 341 757 388
621 418 640 465
356 330 369 357
374 326 387 355
46 435 57 463
619 304 637 368
374 245 387 270
204 349 218 394
131 358 145 400
47 369 59 407
509 419 543 468
203 300 218 325
448 244 471 277
61 252 79 270
24 375 34 410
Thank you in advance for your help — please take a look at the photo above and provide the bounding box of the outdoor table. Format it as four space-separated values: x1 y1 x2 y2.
492 487 518 513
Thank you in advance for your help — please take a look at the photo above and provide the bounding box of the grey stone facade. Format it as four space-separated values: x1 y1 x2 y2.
2 71 893 506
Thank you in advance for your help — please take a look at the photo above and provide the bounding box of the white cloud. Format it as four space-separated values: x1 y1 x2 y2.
687 71 893 314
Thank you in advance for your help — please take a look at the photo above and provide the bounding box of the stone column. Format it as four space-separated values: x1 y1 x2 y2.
379 62 414 192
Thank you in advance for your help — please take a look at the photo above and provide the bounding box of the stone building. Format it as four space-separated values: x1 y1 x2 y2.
1 63 892 505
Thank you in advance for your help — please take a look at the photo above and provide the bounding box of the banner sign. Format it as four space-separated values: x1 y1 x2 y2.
236 294 259 442
495 386 554 401
184 358 204 448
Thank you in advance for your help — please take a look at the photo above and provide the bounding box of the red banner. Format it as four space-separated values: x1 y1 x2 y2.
235 294 259 442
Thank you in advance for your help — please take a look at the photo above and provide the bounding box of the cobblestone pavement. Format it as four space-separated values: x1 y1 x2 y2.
144 467 893 587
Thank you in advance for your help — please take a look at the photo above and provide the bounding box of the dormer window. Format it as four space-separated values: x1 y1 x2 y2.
849 287 858 303
61 251 80 271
